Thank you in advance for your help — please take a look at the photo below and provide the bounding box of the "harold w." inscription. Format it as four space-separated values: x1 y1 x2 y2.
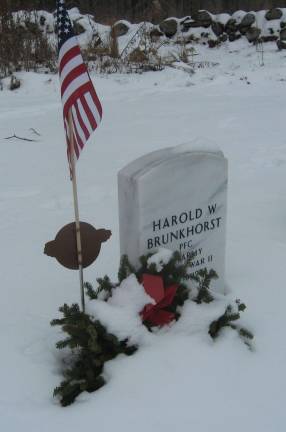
147 204 221 249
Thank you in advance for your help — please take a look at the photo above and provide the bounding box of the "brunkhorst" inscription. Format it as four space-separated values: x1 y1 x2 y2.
147 204 222 249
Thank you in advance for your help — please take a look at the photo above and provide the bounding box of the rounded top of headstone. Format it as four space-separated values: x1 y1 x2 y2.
118 138 226 181
171 137 223 155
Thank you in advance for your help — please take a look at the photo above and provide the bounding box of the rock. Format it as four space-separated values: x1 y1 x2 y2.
10 75 21 91
280 22 286 29
46 24 54 34
261 35 278 42
25 21 40 34
246 27 261 43
159 18 178 38
225 18 237 34
73 20 85 35
180 16 197 31
280 28 286 41
228 32 241 42
208 39 219 48
181 20 201 31
201 31 210 38
240 13 255 28
211 21 224 37
180 16 191 24
39 15 46 26
219 34 228 43
277 39 286 50
265 8 283 21
112 21 130 37
150 28 164 40
181 11 212 30
185 34 199 43
192 10 212 28
239 13 255 34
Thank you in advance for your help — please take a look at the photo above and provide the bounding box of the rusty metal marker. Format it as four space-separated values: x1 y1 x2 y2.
44 222 111 270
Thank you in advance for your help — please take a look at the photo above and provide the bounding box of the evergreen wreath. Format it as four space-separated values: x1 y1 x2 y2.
52 250 253 406
51 304 137 407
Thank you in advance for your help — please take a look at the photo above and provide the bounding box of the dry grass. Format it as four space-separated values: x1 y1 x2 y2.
0 10 56 78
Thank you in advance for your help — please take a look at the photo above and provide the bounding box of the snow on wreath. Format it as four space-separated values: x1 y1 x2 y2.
51 249 254 406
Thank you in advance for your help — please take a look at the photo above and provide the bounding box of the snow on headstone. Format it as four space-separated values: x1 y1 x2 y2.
118 139 228 292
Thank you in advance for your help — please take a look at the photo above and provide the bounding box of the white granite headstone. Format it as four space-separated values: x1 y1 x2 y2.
118 139 228 292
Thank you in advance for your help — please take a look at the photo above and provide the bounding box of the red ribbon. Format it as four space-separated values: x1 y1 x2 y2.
140 274 178 326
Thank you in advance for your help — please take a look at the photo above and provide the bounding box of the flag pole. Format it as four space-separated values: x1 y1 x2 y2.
68 110 85 313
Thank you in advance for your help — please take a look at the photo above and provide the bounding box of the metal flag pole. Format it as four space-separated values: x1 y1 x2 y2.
68 109 85 313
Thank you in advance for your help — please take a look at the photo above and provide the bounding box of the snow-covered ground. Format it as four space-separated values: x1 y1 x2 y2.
0 40 286 430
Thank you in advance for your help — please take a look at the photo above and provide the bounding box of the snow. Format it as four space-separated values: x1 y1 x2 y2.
86 275 153 346
147 248 174 271
86 270 238 352
172 137 221 154
0 38 286 431
232 10 247 23
216 13 231 25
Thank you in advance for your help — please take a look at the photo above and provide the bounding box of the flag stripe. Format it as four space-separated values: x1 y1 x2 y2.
73 123 84 150
85 92 101 127
89 83 103 119
57 0 102 170
74 100 89 140
78 99 93 135
61 63 87 97
62 73 90 108
60 53 82 84
72 116 84 151
60 46 81 75
80 94 97 130
63 81 93 117
59 36 78 64
72 104 86 146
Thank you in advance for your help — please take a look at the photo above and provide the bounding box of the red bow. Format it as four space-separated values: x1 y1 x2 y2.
140 274 178 326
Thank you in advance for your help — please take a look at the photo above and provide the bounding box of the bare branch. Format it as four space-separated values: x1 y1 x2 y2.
29 128 41 136
4 134 37 142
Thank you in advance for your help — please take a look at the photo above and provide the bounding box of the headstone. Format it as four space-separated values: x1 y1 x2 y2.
118 139 228 292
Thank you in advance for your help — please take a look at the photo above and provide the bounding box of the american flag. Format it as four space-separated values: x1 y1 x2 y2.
56 0 102 167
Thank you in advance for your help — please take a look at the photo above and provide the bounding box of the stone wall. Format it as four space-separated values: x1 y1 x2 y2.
6 1 286 23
